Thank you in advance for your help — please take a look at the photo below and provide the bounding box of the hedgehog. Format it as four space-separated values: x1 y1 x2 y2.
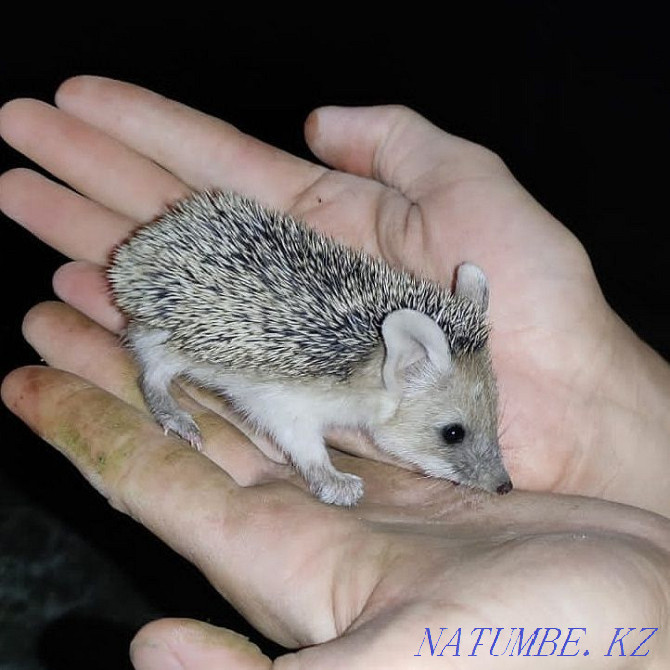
107 190 512 505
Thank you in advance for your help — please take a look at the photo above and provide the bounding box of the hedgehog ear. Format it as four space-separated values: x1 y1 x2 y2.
454 262 489 312
381 309 452 392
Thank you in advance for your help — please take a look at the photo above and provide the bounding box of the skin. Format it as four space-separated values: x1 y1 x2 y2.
1 77 670 668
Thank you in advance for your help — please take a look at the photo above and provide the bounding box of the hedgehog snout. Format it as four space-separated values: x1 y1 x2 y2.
470 460 513 496
496 480 513 495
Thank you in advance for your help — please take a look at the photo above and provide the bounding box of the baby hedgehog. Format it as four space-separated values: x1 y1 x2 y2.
108 190 513 506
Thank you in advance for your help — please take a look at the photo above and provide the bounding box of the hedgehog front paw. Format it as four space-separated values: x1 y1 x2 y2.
310 470 364 507
156 410 203 450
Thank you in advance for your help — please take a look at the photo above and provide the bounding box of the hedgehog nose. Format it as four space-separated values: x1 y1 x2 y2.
496 480 513 495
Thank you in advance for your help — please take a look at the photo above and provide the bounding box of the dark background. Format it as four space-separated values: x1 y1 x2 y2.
1 4 668 668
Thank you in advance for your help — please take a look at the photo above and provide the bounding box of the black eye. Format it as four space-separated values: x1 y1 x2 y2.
441 423 466 445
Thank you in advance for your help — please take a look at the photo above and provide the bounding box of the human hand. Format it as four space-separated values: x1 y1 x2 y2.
1 76 669 514
4 301 670 668
2 77 670 668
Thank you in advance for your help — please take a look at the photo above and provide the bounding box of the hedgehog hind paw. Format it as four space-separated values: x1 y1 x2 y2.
311 471 364 507
157 412 203 450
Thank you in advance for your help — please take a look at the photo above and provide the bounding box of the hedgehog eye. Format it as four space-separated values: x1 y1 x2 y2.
441 423 466 445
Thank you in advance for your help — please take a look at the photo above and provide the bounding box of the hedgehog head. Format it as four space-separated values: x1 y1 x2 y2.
368 264 512 495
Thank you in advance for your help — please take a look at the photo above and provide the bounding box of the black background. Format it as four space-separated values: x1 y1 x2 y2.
1 4 669 668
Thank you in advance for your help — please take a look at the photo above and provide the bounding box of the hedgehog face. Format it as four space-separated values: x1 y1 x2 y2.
428 351 512 495
375 315 512 495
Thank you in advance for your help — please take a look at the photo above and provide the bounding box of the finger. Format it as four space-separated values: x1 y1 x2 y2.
305 105 508 200
0 364 240 527
3 79 410 265
20 301 286 478
130 616 425 670
55 76 325 209
130 619 272 670
22 301 137 401
0 169 135 264
0 98 188 222
53 261 124 332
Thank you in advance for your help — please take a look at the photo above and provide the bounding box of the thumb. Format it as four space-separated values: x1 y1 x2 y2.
130 618 273 670
304 105 504 199
130 616 407 670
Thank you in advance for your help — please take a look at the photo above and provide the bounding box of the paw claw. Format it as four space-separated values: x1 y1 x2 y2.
158 413 202 450
311 471 364 507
